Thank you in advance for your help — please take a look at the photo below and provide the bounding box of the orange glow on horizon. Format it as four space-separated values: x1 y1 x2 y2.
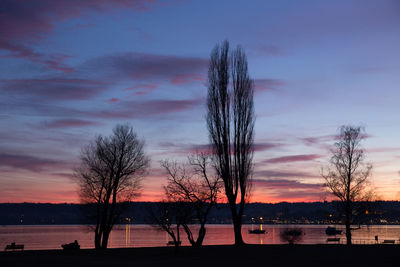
1 190 397 204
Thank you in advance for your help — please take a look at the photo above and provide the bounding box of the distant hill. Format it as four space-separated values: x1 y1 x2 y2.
1 201 400 225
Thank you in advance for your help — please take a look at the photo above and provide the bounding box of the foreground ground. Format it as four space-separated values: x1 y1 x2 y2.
1 244 399 267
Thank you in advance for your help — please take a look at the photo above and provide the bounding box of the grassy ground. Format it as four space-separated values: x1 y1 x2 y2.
1 244 399 267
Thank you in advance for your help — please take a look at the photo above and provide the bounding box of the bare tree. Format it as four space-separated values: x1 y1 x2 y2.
322 125 372 245
162 153 221 247
206 40 255 245
75 124 149 249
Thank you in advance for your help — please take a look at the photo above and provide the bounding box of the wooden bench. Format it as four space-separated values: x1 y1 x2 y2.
5 243 24 251
382 239 395 244
326 238 340 243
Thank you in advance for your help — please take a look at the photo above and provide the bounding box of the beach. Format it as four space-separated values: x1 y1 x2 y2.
1 244 399 267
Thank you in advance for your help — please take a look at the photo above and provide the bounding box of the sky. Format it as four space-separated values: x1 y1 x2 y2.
0 0 400 203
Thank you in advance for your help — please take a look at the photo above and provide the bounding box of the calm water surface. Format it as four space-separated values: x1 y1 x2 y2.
1 224 400 250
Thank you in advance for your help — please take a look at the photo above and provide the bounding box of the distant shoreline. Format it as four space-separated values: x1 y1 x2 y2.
2 201 400 225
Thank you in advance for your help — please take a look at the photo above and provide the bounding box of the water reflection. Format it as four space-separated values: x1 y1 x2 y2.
125 223 131 247
1 224 400 250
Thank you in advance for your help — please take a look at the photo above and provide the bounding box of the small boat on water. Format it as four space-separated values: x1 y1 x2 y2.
248 229 266 234
325 226 342 235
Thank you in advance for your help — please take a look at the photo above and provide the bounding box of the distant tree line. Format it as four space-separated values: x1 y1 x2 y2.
3 201 399 226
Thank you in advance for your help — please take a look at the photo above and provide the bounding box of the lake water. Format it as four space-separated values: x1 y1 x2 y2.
1 224 400 250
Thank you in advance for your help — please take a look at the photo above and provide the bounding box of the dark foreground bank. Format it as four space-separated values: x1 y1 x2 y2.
1 244 399 267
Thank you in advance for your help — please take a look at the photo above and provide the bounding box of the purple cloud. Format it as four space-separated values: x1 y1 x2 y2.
95 98 203 119
254 142 285 152
0 41 74 72
352 66 395 74
254 170 318 179
0 78 110 101
253 179 322 190
126 83 158 91
125 83 158 95
258 45 285 56
158 143 213 155
302 133 372 149
0 0 162 71
39 119 101 129
262 154 323 164
158 141 285 156
86 52 208 82
0 153 66 172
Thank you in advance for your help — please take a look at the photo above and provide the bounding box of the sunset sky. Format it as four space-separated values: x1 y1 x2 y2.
1 0 399 203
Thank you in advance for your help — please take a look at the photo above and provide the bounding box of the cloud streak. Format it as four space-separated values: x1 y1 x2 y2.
95 98 204 119
262 154 323 164
38 119 101 129
254 170 318 179
0 79 110 101
254 79 286 93
253 179 322 190
0 153 67 172
86 52 208 83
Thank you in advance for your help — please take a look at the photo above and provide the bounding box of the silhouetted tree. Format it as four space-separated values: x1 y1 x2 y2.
162 153 221 247
206 40 255 245
75 124 149 249
322 125 373 245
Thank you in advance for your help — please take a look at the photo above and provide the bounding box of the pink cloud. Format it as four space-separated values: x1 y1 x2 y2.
252 179 325 202
253 179 322 190
253 79 286 93
254 142 285 152
367 147 400 153
107 97 119 103
170 73 204 85
262 154 323 164
254 170 318 179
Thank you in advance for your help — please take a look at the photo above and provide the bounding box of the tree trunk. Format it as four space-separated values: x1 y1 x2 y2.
195 224 206 247
94 231 101 249
228 199 244 245
345 219 352 245
233 216 244 245
101 228 110 249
